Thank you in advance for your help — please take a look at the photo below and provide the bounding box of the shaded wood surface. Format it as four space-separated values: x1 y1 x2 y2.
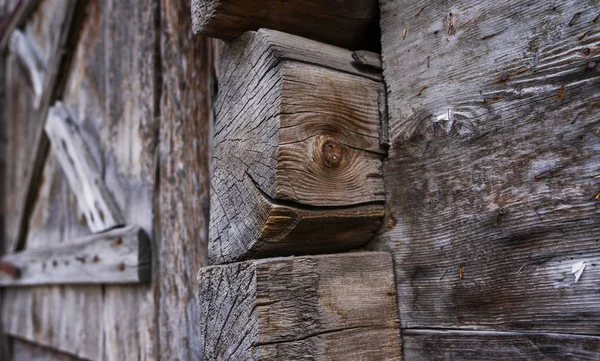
156 0 218 359
12 338 85 361
3 1 160 360
45 101 125 233
211 29 385 264
198 252 402 360
403 329 600 360
371 0 600 343
8 29 45 107
191 0 379 50
0 225 150 286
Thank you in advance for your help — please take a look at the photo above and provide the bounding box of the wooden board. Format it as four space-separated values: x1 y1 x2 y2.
0 225 150 286
13 339 85 361
157 0 218 359
191 0 379 50
198 252 402 360
371 0 600 337
44 101 125 233
403 329 600 360
8 29 45 107
210 29 386 264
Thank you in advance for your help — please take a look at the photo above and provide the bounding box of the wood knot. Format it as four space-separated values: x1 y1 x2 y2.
321 138 343 168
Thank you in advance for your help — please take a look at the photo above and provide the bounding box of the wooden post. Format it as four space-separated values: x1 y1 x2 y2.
191 0 379 50
198 252 402 360
209 29 386 264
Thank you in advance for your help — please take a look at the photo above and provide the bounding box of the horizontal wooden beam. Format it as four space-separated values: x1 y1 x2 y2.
0 225 150 286
403 329 600 360
45 101 125 233
191 0 379 50
210 30 386 264
198 252 402 360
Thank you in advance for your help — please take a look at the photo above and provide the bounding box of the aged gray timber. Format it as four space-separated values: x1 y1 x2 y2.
191 0 379 50
0 225 150 286
157 0 218 359
8 29 45 107
13 339 85 361
45 101 125 233
370 0 600 348
403 329 600 360
211 29 385 264
198 252 402 360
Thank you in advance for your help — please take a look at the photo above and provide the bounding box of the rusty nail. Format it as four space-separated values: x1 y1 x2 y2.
583 48 591 56
118 263 126 271
0 261 21 278
112 237 123 247
322 139 343 168
52 260 58 267
92 255 100 263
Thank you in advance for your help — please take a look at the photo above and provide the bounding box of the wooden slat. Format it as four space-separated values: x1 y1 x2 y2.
157 0 218 358
7 0 85 254
0 0 39 50
0 225 150 286
191 0 379 50
403 329 600 360
210 29 386 264
370 0 600 334
44 101 125 233
198 252 402 360
8 29 45 107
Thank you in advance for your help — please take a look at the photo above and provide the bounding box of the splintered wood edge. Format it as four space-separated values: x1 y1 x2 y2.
44 101 125 233
0 225 151 286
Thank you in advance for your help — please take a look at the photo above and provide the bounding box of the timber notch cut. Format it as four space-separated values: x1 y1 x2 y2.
197 252 402 360
191 0 380 50
210 29 386 264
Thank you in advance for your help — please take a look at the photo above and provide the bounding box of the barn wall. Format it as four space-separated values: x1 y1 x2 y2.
370 0 600 358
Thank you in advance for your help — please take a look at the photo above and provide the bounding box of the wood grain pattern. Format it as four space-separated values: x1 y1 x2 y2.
44 101 125 233
191 0 379 50
211 29 386 264
8 29 45 107
157 0 218 359
403 329 600 360
12 336 87 361
0 225 150 286
370 0 600 336
198 252 402 360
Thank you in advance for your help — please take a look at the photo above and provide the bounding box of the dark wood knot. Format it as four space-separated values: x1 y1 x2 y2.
321 138 344 168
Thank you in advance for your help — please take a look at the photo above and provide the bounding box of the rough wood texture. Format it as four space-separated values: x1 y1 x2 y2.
370 0 600 339
13 338 85 361
8 29 45 107
3 1 159 360
211 29 386 264
0 0 39 50
6 0 81 254
45 101 125 233
191 0 379 50
0 225 150 286
403 329 600 360
158 0 218 359
198 252 402 360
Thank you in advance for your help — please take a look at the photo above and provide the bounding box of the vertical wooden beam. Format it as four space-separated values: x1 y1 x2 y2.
159 0 218 358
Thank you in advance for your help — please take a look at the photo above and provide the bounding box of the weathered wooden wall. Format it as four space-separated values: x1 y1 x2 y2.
370 0 600 358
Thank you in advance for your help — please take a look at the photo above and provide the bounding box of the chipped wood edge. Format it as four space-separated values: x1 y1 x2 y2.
0 225 150 286
44 101 125 233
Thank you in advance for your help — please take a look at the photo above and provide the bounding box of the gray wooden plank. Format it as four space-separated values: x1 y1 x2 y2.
210 29 386 264
44 101 125 233
0 225 150 286
157 0 218 358
191 0 379 50
198 252 402 360
8 30 45 107
403 329 600 361
371 0 600 334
